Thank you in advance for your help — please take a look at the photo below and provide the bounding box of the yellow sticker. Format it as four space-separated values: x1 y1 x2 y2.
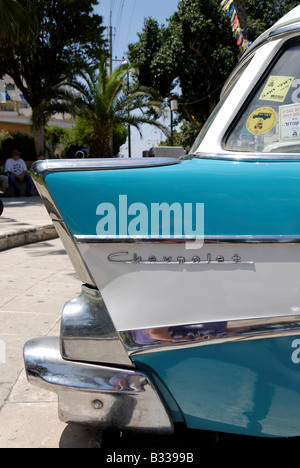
259 76 294 102
246 107 277 135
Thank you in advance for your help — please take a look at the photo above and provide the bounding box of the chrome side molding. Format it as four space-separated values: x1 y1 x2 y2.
59 286 300 358
31 158 180 179
74 234 300 244
122 315 300 355
24 336 173 433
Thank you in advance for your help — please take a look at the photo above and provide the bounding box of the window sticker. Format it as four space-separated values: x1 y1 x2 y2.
259 76 294 102
279 104 300 141
246 107 277 135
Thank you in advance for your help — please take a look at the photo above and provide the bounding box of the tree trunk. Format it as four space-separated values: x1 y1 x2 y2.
33 125 46 159
90 135 112 158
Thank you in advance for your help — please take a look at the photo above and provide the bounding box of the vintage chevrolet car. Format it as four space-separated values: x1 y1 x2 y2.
24 6 300 439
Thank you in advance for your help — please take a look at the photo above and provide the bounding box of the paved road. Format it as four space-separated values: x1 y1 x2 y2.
0 198 103 448
0 237 97 448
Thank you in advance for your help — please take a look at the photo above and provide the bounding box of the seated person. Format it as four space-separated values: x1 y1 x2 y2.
0 174 8 196
5 150 32 197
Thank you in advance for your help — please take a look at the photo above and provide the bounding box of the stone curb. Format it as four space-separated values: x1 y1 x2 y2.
0 224 58 251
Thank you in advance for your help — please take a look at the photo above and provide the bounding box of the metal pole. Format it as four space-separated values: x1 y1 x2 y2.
170 98 178 147
170 108 173 146
128 123 131 158
109 10 113 154
109 9 113 74
127 70 131 158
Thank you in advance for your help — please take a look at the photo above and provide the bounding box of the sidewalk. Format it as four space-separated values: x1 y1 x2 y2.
0 196 58 251
0 197 103 447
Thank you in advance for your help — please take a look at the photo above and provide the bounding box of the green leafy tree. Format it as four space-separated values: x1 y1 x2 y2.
128 0 299 151
0 131 36 162
0 0 106 157
128 0 237 127
74 57 167 157
127 18 173 98
246 0 299 39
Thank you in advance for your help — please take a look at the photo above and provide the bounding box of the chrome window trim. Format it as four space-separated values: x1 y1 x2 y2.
121 315 300 356
74 234 300 244
221 20 300 99
192 152 300 162
240 21 300 65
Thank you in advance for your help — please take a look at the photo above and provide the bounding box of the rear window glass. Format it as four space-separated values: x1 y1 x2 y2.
225 42 300 153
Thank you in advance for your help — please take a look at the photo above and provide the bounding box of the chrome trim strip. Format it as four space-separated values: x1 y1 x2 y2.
220 22 300 99
75 235 197 244
269 21 300 39
24 336 173 433
61 284 134 367
74 234 300 244
121 315 300 356
240 21 300 64
192 152 300 162
31 158 179 178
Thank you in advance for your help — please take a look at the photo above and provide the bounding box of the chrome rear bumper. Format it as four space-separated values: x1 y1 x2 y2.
23 336 173 434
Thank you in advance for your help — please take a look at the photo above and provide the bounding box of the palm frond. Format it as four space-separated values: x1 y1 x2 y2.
31 81 83 129
0 0 38 41
73 56 167 147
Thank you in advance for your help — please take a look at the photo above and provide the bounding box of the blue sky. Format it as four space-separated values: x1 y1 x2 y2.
94 0 180 157
95 0 179 64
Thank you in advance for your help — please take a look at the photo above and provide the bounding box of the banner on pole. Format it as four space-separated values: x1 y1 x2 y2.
220 0 252 51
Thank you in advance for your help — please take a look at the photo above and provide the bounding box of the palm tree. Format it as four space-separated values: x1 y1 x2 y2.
0 0 37 41
75 57 168 157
